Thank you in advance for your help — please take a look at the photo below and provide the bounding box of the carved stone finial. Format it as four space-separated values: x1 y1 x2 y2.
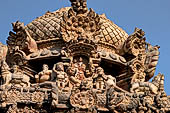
69 0 88 14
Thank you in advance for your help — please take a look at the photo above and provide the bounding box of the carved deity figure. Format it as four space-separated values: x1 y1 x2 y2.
76 57 86 80
10 65 30 87
53 62 68 89
67 66 81 88
67 57 87 88
93 67 116 90
93 67 107 90
35 64 52 83
0 60 12 86
74 57 86 81
105 75 116 87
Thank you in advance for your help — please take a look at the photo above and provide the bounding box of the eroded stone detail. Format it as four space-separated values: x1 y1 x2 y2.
0 0 169 113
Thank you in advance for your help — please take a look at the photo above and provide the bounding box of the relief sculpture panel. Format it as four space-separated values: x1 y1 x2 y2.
0 0 169 113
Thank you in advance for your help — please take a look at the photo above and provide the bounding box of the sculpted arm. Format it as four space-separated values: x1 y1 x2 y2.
35 72 43 83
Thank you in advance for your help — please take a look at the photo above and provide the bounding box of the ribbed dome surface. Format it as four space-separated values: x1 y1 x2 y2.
25 7 128 49
98 15 128 49
25 7 70 41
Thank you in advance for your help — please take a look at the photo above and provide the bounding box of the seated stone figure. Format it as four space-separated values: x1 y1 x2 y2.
53 62 68 89
10 65 30 87
93 67 107 90
93 67 116 90
35 64 52 83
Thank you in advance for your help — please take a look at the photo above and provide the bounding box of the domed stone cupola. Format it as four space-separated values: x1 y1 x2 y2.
6 0 160 90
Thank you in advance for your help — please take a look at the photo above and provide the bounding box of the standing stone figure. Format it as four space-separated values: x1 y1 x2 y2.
53 62 69 89
0 60 12 86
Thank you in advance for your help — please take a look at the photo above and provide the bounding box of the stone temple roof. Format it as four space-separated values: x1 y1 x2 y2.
1 0 170 112
25 7 128 51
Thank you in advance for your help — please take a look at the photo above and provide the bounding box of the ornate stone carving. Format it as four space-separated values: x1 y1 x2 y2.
145 44 160 81
0 60 12 86
53 62 69 89
61 4 101 43
70 90 94 109
10 65 30 87
35 64 52 83
0 0 169 113
7 21 37 54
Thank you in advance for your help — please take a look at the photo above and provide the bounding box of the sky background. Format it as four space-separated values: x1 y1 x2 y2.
0 0 170 94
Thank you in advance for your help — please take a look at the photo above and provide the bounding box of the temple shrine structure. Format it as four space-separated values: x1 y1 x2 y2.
0 0 170 112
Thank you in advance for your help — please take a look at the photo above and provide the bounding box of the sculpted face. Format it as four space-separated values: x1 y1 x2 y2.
43 64 49 71
13 65 19 73
57 63 64 71
67 67 76 76
96 67 104 75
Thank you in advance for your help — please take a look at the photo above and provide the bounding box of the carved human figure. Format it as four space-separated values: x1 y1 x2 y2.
35 64 52 83
0 60 12 86
67 57 87 89
0 43 10 86
67 66 81 88
130 74 164 95
75 57 86 80
53 62 68 89
10 65 30 87
105 75 116 87
93 67 107 90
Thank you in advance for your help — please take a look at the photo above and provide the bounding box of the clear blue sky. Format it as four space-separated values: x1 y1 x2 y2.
0 0 170 94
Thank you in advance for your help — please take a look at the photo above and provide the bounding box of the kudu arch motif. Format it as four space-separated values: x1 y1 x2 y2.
0 0 169 113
